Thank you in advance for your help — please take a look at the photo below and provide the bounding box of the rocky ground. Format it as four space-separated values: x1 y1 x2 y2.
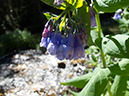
0 49 91 96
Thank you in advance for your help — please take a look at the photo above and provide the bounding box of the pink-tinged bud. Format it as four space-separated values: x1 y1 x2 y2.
42 32 47 38
44 28 48 33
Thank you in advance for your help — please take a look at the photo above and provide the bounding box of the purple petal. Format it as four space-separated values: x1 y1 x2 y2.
75 34 82 46
56 44 66 60
55 33 62 45
67 33 74 46
73 46 85 60
64 46 74 60
47 42 58 55
61 37 68 44
91 16 97 27
113 13 121 20
40 37 47 48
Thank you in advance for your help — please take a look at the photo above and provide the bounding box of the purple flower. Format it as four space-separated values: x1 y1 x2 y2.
56 37 67 60
113 9 122 20
54 0 64 5
91 16 97 27
89 7 97 27
64 33 74 60
55 33 62 45
57 44 67 60
113 13 121 20
47 34 58 55
40 37 50 48
73 35 85 60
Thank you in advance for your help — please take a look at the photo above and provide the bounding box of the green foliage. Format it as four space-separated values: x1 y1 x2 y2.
111 75 128 96
93 0 129 13
41 0 83 11
90 28 104 47
41 0 66 10
68 89 79 96
108 58 129 76
114 7 129 33
0 29 40 56
61 72 92 88
102 34 129 58
78 67 111 96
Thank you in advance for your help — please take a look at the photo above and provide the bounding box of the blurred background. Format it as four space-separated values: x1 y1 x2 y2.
0 0 63 57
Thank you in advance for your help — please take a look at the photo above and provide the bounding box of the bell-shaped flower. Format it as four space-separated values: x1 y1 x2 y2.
89 7 97 27
40 37 50 48
79 34 86 47
55 32 62 45
64 33 74 60
56 37 67 60
73 34 85 60
91 16 97 27
47 34 58 55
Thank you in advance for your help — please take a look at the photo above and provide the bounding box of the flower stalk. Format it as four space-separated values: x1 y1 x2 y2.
95 13 112 96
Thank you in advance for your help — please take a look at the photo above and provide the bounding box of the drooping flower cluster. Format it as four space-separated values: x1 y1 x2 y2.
40 20 88 60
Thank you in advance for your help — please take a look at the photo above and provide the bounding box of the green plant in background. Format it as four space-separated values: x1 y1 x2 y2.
0 29 40 56
40 0 129 96
113 7 129 33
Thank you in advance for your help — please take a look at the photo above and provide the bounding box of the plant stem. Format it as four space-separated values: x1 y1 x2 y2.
95 13 112 96
95 14 106 68
107 81 112 96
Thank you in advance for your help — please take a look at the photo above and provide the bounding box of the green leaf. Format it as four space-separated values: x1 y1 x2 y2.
78 67 111 96
68 90 79 96
41 0 66 10
116 18 129 28
102 34 129 58
64 0 83 11
60 72 92 88
74 0 83 9
59 13 67 31
93 0 129 12
90 28 104 48
43 12 51 20
108 58 129 76
111 75 128 96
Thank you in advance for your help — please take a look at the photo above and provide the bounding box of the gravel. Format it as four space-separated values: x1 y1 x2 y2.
0 49 88 96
